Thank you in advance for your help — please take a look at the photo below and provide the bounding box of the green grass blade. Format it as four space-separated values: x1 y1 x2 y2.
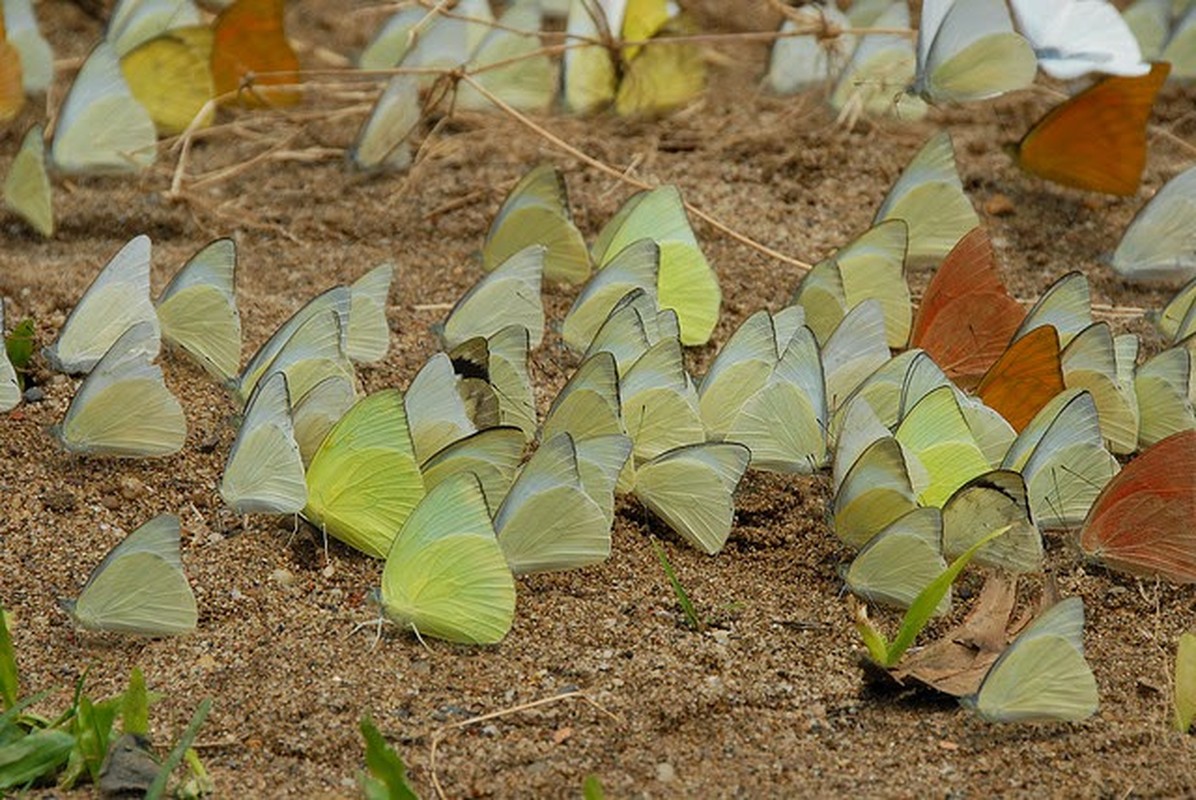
582 773 606 800
1175 631 1196 733
145 698 212 800
651 539 702 631
0 728 74 789
0 607 18 710
122 668 149 737
359 715 419 800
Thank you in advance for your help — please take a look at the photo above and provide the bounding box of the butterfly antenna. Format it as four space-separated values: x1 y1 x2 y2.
411 623 431 652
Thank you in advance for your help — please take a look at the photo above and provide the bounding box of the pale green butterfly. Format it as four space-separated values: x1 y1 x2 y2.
574 433 633 527
561 239 659 351
872 131 980 265
3 0 54 91
303 389 426 559
619 336 705 466
821 299 891 413
941 469 1043 573
238 307 357 412
895 384 990 508
1061 323 1140 455
350 73 420 172
1 300 21 411
155 238 241 381
830 2 928 123
1012 271 1092 348
1110 165 1196 284
1001 389 1121 529
219 371 307 515
44 234 159 375
448 325 537 441
420 426 526 513
591 185 721 346
1122 0 1171 60
699 309 789 440
291 372 357 466
54 321 186 458
106 0 201 56
358 5 425 69
345 262 395 364
49 41 157 174
540 351 623 444
456 4 558 115
912 0 1037 104
61 513 197 636
833 436 919 550
1162 6 1196 80
437 245 545 349
791 219 911 348
481 164 587 284
964 596 1098 723
831 393 896 496
3 124 53 238
1154 274 1196 343
494 432 615 575
378 472 515 645
1176 631 1196 733
631 442 751 555
396 0 492 85
582 288 679 376
845 506 950 614
405 352 484 465
829 348 949 445
1134 346 1195 448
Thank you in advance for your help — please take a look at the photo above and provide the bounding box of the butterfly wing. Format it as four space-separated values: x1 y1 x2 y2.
219 371 306 514
976 325 1065 432
156 238 241 380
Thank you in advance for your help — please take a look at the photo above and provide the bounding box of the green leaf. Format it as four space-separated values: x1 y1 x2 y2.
123 668 149 737
1175 631 1196 733
145 697 211 800
651 539 702 631
859 524 1010 668
61 693 119 788
0 728 73 789
582 773 606 800
176 748 214 800
359 716 419 800
0 607 18 710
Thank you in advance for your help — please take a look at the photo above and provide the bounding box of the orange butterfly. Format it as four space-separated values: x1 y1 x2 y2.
1079 429 1196 585
975 325 1064 432
211 0 300 107
0 17 24 123
909 227 1026 388
1014 62 1170 196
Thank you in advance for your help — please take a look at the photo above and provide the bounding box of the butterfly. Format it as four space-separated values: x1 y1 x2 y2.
908 226 1025 387
941 469 1043 573
44 235 160 375
821 299 891 413
210 0 300 107
482 165 590 286
791 219 911 348
829 2 927 123
582 287 679 376
4 0 53 92
911 0 1037 104
1060 322 1140 455
845 506 950 614
420 426 526 514
619 337 705 470
1110 164 1196 283
155 238 241 381
53 321 187 458
1121 0 1171 60
1013 62 1170 196
1176 630 1196 732
975 325 1065 433
291 371 358 466
120 26 215 136
873 132 980 266
357 5 426 70
1000 388 1121 528
699 310 827 473
1134 346 1195 448
494 432 626 575
343 262 395 364
0 14 24 123
455 3 557 115
449 325 537 441
1155 274 1196 343
765 4 855 96
219 371 306 515
437 245 545 350
303 390 426 559
350 73 420 172
895 384 992 507
1 300 21 411
630 441 751 555
106 0 202 56
1079 428 1196 584
1012 271 1093 347
1162 6 1196 78
378 473 515 645
592 185 720 346
833 435 919 550
540 351 624 444
963 596 1098 723
3 124 52 237
405 352 487 465
49 42 157 174
1009 0 1150 80
61 513 198 636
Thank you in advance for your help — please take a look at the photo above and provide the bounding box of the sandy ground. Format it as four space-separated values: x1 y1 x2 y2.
0 2 1194 797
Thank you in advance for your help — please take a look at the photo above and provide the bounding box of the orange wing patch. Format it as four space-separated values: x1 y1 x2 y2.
975 325 1065 432
909 227 1026 388
1014 62 1170 196
0 17 25 123
211 0 300 107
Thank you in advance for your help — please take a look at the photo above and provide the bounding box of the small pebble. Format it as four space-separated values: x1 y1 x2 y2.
656 762 676 783
22 387 43 402
270 569 296 587
119 477 146 501
42 490 77 513
984 194 1016 217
